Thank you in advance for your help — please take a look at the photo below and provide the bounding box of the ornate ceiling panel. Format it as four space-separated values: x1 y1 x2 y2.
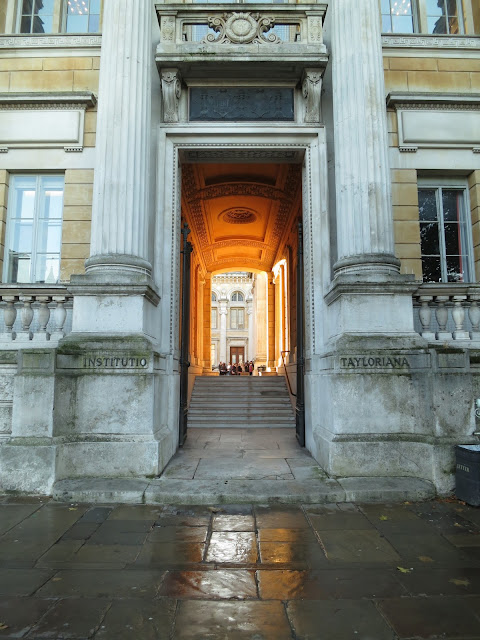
181 162 301 273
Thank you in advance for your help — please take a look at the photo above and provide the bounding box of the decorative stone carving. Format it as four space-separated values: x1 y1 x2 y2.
161 69 182 123
308 17 323 43
203 13 280 45
161 16 175 42
302 69 323 124
221 208 257 224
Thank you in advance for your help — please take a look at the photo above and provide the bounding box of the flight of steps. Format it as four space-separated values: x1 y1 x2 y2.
188 375 296 428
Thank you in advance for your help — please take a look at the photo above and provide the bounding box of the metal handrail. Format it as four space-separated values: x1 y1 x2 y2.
281 350 296 397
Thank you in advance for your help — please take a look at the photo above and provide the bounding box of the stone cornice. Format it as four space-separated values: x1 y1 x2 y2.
387 92 480 111
0 34 102 49
0 92 97 110
382 33 480 51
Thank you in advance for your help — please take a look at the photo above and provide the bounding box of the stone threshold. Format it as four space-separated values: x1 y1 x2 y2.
51 475 436 505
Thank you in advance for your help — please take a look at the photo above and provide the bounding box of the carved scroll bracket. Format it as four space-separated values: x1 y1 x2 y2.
302 68 324 124
161 68 182 123
204 12 281 45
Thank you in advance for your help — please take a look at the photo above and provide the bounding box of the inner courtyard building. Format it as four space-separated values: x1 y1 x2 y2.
0 0 479 498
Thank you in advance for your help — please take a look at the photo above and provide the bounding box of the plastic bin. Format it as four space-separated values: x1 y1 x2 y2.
455 444 480 506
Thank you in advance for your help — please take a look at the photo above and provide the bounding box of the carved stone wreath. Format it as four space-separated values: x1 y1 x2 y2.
203 12 281 45
221 208 257 224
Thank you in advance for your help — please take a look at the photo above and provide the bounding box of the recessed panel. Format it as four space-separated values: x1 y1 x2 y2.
189 87 294 122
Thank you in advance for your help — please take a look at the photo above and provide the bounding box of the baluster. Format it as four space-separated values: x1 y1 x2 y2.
435 295 452 341
452 295 469 340
0 296 17 341
418 295 435 340
33 296 51 341
469 295 480 341
51 296 67 340
16 296 34 341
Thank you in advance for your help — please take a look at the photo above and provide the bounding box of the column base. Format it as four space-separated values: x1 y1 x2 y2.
333 253 401 279
85 253 152 278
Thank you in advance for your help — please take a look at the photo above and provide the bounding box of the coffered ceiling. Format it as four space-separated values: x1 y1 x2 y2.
181 162 301 274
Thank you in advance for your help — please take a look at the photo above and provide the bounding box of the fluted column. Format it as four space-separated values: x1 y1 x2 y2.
86 0 152 276
219 304 228 363
332 0 400 276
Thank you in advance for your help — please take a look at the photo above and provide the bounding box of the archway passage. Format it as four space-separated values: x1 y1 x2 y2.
179 161 304 438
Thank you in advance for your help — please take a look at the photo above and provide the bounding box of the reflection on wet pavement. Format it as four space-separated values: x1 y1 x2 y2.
1 498 480 638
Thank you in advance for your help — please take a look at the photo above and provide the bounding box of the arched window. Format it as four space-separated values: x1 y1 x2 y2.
212 292 217 302
231 291 244 302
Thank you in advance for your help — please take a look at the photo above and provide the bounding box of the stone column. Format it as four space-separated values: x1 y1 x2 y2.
255 273 268 368
86 0 152 277
219 302 228 364
331 0 399 277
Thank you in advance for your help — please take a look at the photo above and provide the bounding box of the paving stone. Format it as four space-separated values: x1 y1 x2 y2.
36 541 85 567
172 600 292 639
377 596 480 638
257 528 316 543
212 515 255 531
380 532 476 566
0 597 54 638
395 567 480 596
287 599 396 640
0 569 53 596
195 457 293 480
0 505 43 536
60 522 100 541
135 542 205 566
73 544 142 565
94 599 176 640
255 506 309 529
79 507 113 524
315 529 401 564
445 533 480 547
27 598 111 639
154 507 212 527
257 568 406 600
308 511 374 531
259 542 327 567
107 506 162 521
36 570 165 599
157 570 257 599
206 532 258 563
162 457 200 480
147 526 208 543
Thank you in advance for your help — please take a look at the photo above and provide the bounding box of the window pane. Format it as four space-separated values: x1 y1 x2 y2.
14 189 35 219
20 16 32 32
41 185 64 219
421 256 442 283
36 0 54 14
32 14 52 33
90 0 100 12
382 15 392 32
442 189 463 222
66 15 89 32
381 0 391 12
445 255 463 283
443 222 461 255
418 189 438 221
37 220 62 253
35 254 60 283
22 0 34 13
88 14 100 32
392 15 414 33
8 252 31 283
427 0 444 16
420 222 440 255
12 220 33 253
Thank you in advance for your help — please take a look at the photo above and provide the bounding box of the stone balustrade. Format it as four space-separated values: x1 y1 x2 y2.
413 284 480 343
0 285 73 346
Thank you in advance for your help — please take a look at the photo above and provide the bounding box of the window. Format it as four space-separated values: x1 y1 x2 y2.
18 0 54 34
65 0 100 33
426 0 463 34
381 0 415 33
418 182 473 283
4 175 64 284
230 308 245 330
211 308 217 329
211 291 217 302
231 291 244 302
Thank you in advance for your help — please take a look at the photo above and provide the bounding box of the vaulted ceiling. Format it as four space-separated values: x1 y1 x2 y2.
181 162 302 274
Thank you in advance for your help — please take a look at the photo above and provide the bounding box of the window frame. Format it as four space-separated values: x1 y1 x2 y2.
211 307 217 329
230 307 245 330
16 0 57 34
63 0 101 34
422 0 465 35
381 0 419 34
231 291 244 302
3 174 64 284
418 177 474 284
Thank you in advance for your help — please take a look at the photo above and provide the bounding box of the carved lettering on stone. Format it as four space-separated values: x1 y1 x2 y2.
302 69 323 124
161 69 182 123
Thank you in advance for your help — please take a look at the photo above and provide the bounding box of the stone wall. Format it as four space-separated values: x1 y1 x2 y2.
61 170 93 281
392 169 422 279
384 56 480 93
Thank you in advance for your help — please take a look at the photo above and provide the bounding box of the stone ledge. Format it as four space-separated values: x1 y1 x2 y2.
52 478 151 504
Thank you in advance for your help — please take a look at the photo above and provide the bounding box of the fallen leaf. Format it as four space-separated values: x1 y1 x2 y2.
208 507 224 513
403 501 411 505
396 566 412 574
0 623 8 630
454 523 464 528
418 556 434 563
450 578 470 587
379 515 388 521
52 577 62 582
68 508 77 511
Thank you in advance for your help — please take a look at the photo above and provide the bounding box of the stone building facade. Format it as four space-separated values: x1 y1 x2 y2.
0 0 479 496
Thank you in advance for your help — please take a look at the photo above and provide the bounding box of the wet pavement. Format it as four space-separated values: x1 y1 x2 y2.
1 497 480 638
